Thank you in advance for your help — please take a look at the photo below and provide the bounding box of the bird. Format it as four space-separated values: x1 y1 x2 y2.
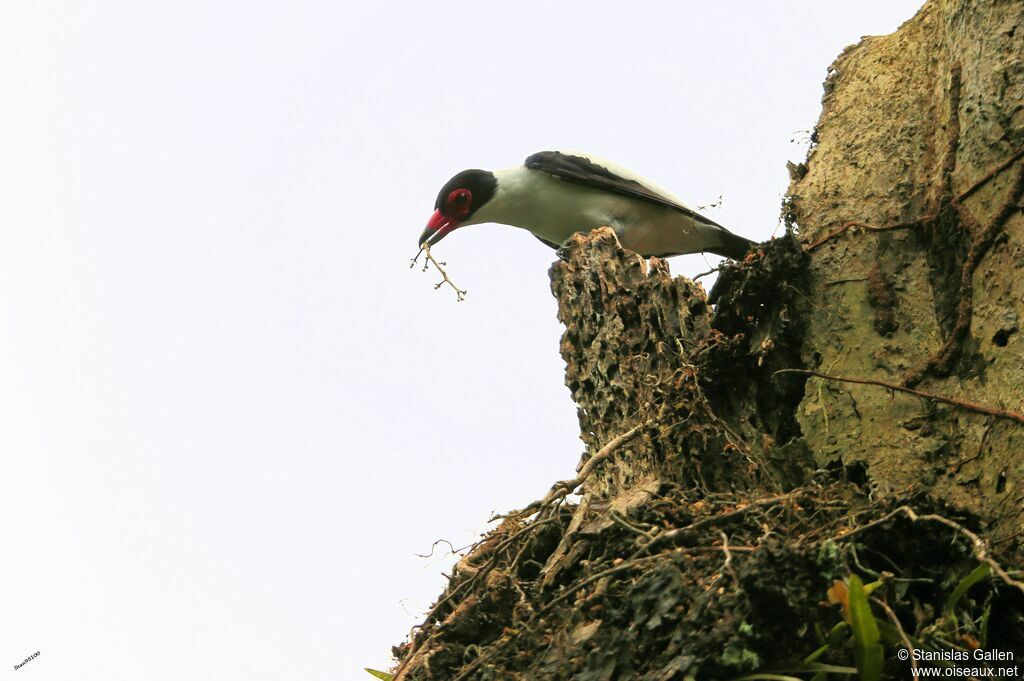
418 150 754 259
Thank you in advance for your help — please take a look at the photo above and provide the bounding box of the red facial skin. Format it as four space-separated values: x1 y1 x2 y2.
419 189 473 247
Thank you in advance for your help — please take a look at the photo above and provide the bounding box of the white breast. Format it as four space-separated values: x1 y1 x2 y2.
467 165 723 257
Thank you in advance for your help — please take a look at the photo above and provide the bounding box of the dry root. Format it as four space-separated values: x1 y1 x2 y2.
801 144 1024 387
775 368 1024 426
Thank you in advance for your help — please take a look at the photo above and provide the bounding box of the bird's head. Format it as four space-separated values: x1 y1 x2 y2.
419 169 497 248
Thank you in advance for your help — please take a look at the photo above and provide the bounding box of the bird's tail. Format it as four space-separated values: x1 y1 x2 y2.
708 229 755 260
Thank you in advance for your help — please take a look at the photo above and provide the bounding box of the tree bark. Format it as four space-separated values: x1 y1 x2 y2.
789 0 1024 540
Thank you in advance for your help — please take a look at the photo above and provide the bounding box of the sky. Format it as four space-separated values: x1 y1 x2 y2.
0 1 924 679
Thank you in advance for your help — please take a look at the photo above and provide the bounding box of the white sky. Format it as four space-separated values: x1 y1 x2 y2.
1 2 923 679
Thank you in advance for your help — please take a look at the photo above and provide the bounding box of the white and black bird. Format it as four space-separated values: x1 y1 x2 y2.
419 150 754 259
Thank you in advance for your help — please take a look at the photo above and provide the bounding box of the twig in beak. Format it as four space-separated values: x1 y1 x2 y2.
411 243 467 302
409 246 425 268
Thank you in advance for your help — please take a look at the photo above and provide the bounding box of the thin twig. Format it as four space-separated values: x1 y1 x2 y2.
957 145 1024 202
803 215 934 252
693 266 721 281
410 243 467 301
873 596 918 675
697 195 723 211
831 506 1024 596
393 517 557 680
506 418 656 518
608 509 658 539
639 492 800 555
774 369 1024 426
718 530 738 584
540 544 752 619
414 539 458 559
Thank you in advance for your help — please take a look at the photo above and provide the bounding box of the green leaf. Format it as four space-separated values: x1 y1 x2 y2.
944 564 990 614
803 663 858 674
364 668 394 680
862 580 884 596
847 575 884 681
980 604 991 647
765 662 858 675
875 619 904 647
827 621 850 646
802 643 831 664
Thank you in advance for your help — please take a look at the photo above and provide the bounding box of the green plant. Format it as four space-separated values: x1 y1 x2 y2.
846 575 883 681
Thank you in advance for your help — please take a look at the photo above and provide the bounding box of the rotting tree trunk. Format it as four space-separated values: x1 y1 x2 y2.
548 237 765 499
391 2 1024 679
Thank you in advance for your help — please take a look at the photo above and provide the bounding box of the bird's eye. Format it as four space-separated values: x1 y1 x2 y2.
447 189 472 211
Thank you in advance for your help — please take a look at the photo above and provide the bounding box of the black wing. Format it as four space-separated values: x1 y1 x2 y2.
524 151 724 229
532 234 560 250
